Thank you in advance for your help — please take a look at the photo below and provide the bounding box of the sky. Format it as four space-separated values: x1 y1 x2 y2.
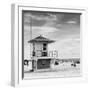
23 11 81 59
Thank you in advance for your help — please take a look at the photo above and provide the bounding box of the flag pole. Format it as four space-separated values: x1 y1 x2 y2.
30 16 32 60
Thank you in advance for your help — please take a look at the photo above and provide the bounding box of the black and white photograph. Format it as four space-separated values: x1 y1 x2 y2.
22 10 81 79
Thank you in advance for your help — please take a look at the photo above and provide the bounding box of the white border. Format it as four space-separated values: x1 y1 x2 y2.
11 4 88 87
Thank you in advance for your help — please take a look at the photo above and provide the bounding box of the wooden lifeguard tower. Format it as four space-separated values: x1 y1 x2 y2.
28 35 56 72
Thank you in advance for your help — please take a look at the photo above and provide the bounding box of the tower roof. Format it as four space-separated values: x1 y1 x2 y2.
28 35 55 43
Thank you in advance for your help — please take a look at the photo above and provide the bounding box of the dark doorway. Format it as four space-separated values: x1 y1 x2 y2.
37 59 51 69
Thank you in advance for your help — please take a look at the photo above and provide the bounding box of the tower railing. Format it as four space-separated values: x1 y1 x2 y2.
32 50 58 58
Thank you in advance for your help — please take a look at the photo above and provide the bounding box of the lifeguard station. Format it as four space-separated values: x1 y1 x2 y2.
28 35 58 72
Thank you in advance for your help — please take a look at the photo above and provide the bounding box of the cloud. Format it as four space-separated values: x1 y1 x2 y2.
32 26 58 35
48 37 80 59
65 20 77 24
24 25 59 39
23 12 80 59
24 13 57 23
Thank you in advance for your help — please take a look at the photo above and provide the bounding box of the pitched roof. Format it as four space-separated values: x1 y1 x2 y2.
28 35 55 43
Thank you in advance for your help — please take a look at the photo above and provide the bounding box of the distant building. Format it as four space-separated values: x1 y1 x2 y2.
28 35 56 71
